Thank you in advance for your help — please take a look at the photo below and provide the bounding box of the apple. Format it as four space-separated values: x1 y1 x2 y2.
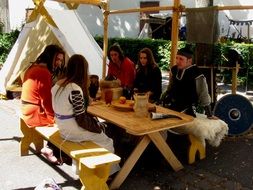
119 96 126 104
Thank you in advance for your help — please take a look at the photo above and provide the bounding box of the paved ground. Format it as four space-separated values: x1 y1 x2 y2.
0 89 253 190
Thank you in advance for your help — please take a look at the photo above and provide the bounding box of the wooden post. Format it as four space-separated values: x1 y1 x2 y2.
102 2 109 79
232 62 239 94
247 24 250 43
170 0 181 67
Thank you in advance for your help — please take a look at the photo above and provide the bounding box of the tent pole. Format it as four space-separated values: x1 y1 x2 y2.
102 1 109 79
170 0 181 68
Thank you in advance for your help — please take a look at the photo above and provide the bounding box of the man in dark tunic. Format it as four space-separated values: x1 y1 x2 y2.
161 47 216 119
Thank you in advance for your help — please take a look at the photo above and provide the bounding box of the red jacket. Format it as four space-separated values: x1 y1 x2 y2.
107 57 136 88
21 64 54 127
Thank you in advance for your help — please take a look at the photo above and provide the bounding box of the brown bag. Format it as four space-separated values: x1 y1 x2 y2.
75 112 102 133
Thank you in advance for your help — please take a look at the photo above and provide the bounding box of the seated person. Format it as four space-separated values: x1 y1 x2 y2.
107 43 136 99
160 47 221 158
51 54 120 175
21 44 66 164
160 47 217 119
134 48 162 103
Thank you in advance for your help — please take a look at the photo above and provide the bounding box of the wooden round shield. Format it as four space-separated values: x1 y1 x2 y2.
214 94 253 136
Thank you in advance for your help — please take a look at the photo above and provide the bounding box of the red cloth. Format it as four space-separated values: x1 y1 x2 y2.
21 65 54 127
107 57 136 88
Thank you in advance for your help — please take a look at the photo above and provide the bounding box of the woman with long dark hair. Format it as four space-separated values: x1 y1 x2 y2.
107 43 136 89
134 47 162 103
21 44 66 164
21 44 65 127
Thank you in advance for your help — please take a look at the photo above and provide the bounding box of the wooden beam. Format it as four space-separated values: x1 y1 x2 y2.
109 6 174 15
112 4 253 15
66 3 79 9
170 0 181 67
217 5 253 10
49 1 253 11
180 5 253 11
51 0 102 6
108 4 253 16
29 0 57 27
102 3 109 79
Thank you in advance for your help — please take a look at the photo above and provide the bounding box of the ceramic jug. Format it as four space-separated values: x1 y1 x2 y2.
133 93 149 117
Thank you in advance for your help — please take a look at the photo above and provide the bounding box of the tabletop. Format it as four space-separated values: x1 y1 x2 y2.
87 102 194 136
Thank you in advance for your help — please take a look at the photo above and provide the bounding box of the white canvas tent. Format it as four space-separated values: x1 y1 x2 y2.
0 4 104 95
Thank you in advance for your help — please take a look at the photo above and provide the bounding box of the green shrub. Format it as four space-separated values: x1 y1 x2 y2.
1 31 253 83
94 36 173 71
0 30 20 66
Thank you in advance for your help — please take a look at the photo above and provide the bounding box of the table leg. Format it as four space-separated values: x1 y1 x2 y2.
109 135 150 190
148 132 183 171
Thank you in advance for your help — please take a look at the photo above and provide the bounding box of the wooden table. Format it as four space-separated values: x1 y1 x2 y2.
88 102 194 189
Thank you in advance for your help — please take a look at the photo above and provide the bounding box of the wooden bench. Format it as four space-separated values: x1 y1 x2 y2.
188 134 206 164
167 131 206 164
19 118 121 190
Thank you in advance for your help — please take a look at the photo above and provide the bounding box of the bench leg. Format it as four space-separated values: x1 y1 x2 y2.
79 163 111 190
188 134 206 164
19 118 43 156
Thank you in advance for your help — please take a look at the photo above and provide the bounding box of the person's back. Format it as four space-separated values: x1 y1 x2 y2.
21 44 66 164
52 82 93 141
22 64 54 127
52 54 120 175
21 45 65 127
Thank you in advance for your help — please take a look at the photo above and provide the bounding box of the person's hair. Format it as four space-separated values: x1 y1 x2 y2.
35 44 65 73
61 54 89 97
108 43 125 62
137 47 158 69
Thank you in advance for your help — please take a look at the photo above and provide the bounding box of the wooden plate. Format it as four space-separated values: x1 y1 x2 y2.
111 100 134 111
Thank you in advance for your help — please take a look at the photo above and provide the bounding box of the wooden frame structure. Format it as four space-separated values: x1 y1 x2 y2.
44 0 253 78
